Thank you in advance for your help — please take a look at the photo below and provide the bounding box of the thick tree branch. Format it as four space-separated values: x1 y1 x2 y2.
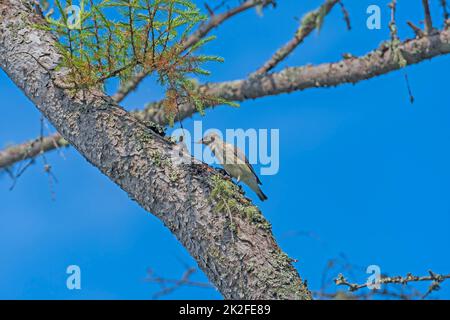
0 0 310 300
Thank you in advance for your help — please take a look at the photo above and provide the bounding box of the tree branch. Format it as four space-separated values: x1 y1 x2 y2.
140 27 450 124
441 0 449 21
145 267 213 299
338 0 351 30
0 0 310 300
335 270 450 299
407 21 425 37
0 133 67 169
253 0 341 76
422 0 434 34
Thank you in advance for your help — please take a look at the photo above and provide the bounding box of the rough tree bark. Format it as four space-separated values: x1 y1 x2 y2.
0 0 311 299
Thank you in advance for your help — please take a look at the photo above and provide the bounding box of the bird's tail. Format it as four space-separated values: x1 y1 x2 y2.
257 187 268 201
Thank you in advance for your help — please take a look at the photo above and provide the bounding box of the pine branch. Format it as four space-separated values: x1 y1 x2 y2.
112 0 273 102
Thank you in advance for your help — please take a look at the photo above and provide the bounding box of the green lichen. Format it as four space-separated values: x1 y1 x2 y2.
250 247 311 299
150 151 162 167
299 11 317 36
229 221 237 233
388 20 408 69
169 169 180 183
137 130 153 144
209 174 272 231
142 120 166 137
298 0 333 35
150 150 171 168
276 251 296 267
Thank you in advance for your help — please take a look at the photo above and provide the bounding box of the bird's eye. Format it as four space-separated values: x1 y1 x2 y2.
211 136 215 141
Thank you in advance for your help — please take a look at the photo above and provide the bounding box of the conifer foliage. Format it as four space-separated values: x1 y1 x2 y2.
38 0 233 124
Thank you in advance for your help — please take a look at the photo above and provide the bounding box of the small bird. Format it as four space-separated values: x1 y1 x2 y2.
198 132 268 201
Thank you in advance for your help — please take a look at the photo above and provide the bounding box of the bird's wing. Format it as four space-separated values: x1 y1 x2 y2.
209 143 224 164
232 144 262 185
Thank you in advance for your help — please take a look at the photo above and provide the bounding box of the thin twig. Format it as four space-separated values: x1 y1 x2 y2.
422 0 434 34
441 0 449 20
8 158 35 190
253 0 341 76
40 117 58 200
389 0 399 41
145 267 213 299
407 21 425 37
335 270 450 299
338 0 351 30
404 73 415 104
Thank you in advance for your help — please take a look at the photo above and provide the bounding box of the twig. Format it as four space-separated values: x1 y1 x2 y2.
404 73 415 104
441 0 449 20
314 287 423 300
252 0 341 76
8 158 35 190
407 21 425 37
422 0 434 34
204 3 214 16
335 270 450 299
388 0 399 41
145 267 213 299
338 0 351 30
40 117 58 200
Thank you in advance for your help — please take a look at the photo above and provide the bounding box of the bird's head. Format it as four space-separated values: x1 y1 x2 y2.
197 132 221 146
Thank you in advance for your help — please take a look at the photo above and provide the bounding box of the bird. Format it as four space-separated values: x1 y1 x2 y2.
198 132 268 201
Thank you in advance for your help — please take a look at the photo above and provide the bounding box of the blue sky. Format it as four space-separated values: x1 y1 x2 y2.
0 0 449 299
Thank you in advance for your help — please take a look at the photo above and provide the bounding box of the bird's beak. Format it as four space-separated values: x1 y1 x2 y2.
196 138 204 144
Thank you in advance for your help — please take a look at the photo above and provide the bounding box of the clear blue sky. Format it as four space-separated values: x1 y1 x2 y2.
0 0 449 299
